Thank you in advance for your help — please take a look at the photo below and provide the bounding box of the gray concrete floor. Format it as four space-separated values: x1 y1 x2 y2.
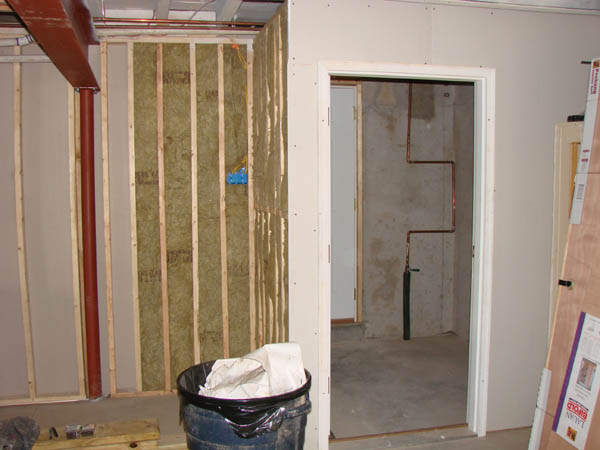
0 334 531 449
331 334 469 438
0 393 531 449
330 427 531 449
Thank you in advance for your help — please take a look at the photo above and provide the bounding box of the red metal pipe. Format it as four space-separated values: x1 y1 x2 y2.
80 88 102 398
405 82 456 272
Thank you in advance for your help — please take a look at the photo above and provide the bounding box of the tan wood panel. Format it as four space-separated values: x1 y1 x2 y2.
541 176 600 446
34 419 159 449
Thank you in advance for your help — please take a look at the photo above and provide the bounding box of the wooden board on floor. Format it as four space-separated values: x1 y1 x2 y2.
34 419 159 449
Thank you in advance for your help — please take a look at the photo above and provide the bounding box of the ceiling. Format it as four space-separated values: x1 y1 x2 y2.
86 0 283 22
1 0 598 31
0 0 284 28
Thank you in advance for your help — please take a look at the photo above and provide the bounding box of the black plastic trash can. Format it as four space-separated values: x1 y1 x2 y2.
177 361 311 450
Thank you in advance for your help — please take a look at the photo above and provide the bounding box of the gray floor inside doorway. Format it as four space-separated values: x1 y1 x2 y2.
331 333 469 439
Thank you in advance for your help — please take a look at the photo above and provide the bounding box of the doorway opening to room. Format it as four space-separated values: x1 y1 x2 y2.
329 77 477 440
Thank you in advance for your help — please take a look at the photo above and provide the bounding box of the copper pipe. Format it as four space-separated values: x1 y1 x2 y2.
93 17 264 27
94 24 260 31
404 82 456 272
80 88 102 398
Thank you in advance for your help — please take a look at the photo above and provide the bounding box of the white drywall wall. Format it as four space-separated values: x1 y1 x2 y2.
0 48 29 399
21 51 79 396
286 1 600 448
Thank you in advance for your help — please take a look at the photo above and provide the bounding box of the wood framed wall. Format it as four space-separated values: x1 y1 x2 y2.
102 35 272 395
0 9 288 400
0 46 86 405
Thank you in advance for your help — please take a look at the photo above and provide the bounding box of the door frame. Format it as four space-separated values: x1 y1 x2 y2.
330 81 363 324
316 61 495 440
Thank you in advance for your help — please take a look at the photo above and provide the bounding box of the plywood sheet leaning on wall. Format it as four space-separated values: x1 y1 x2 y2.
133 43 165 392
224 44 250 357
536 64 600 449
251 3 288 346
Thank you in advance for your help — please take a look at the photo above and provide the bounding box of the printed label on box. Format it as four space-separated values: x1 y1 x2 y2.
554 312 600 449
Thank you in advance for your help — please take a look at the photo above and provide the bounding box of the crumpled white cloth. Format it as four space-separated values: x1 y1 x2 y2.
199 343 306 399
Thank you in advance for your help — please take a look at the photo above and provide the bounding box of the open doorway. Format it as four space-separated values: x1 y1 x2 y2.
329 78 475 439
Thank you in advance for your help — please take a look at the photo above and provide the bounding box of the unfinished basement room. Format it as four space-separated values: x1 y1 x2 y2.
1 1 600 450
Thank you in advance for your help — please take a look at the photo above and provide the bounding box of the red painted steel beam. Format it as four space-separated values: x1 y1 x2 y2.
6 0 99 89
80 88 102 398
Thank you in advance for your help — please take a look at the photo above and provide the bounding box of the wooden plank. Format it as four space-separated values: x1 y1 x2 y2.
273 24 280 343
549 123 582 342
128 42 143 392
68 83 86 398
356 82 363 323
74 90 87 382
256 211 262 346
100 36 256 45
34 419 160 449
276 14 287 342
0 394 85 407
267 212 273 345
277 16 285 342
190 43 200 365
223 44 250 357
156 43 172 390
247 45 256 351
13 45 36 400
101 43 117 395
109 389 175 399
280 216 287 340
217 44 230 358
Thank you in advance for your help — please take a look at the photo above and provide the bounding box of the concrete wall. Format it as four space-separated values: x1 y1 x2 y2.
286 1 600 447
454 84 474 340
361 80 473 339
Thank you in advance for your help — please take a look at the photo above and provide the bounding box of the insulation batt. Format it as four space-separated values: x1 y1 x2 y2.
199 343 306 399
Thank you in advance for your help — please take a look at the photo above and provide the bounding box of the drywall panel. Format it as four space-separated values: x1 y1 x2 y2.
195 44 224 363
0 56 29 399
223 45 250 357
287 0 600 445
107 44 137 392
22 61 79 396
163 43 194 388
133 43 165 392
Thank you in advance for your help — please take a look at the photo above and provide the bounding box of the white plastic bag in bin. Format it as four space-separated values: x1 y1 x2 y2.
199 343 306 399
